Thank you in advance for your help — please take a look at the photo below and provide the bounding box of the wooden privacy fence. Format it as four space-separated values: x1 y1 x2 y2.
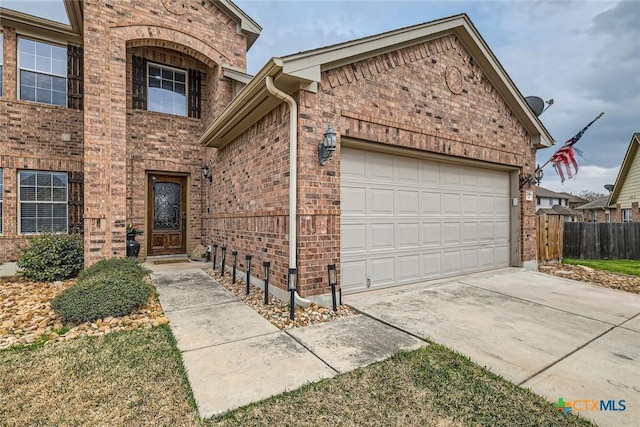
537 214 564 263
564 222 640 260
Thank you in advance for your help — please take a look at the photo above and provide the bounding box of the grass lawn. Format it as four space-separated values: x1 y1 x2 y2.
563 258 640 277
0 326 201 427
0 324 594 426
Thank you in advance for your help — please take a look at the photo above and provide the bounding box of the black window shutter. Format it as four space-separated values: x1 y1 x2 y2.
132 56 147 110
188 69 201 119
67 45 83 110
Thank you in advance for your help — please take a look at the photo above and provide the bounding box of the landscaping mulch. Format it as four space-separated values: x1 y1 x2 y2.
538 263 640 294
204 268 357 330
0 277 167 350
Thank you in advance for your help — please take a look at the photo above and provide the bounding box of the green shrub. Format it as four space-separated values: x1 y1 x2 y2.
51 258 152 323
17 233 84 281
77 257 149 281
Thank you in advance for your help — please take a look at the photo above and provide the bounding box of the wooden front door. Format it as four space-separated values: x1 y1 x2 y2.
147 174 187 255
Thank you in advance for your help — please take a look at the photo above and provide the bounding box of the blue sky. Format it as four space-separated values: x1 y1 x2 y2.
4 0 638 196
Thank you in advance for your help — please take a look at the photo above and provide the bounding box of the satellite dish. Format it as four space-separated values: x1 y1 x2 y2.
525 96 545 116
604 184 614 192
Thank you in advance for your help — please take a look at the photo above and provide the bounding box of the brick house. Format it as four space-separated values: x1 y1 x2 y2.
0 2 552 304
577 133 640 223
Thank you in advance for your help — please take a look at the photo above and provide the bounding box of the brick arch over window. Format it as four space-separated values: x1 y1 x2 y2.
113 25 227 68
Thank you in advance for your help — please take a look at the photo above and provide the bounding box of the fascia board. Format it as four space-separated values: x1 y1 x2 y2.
608 134 640 205
0 8 81 43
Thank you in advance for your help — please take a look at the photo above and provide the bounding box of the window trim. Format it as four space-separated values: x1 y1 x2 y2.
592 210 598 223
623 208 632 223
146 61 188 117
17 36 67 107
18 170 69 234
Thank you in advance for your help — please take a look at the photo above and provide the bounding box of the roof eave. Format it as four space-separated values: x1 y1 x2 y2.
214 0 262 50
0 6 82 44
608 133 640 205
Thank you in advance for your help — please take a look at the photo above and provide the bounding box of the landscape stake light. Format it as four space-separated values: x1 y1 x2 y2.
245 255 252 294
288 268 298 321
232 251 238 284
263 261 271 305
328 263 338 311
220 246 227 276
212 244 218 270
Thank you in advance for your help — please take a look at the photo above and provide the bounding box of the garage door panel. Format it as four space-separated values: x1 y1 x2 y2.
443 251 462 274
421 192 441 215
422 252 442 276
368 153 394 181
371 188 394 214
495 221 510 241
398 254 420 281
442 164 460 185
443 222 461 244
342 224 367 253
342 260 367 293
422 222 441 246
462 194 479 214
370 223 394 250
398 190 419 215
396 157 419 183
442 193 461 215
462 222 479 243
341 147 511 294
420 161 440 184
342 187 367 215
370 257 395 286
342 151 366 179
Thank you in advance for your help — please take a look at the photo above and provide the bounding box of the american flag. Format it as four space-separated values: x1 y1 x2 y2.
551 112 605 182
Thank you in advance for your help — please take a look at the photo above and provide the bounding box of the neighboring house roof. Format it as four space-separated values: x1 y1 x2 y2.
200 14 554 149
536 186 570 199
536 205 580 216
576 196 610 210
607 133 640 209
559 192 589 204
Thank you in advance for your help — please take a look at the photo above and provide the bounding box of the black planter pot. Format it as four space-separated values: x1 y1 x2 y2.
126 232 140 258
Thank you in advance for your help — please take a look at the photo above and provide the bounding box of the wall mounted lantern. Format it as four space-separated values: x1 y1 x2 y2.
202 164 212 183
318 124 337 165
519 164 544 189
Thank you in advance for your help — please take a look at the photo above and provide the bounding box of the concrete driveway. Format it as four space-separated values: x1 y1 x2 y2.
346 268 640 427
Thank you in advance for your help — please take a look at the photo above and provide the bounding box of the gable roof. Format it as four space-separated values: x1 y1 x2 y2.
608 133 640 206
201 14 554 149
536 186 570 199
576 196 610 210
0 0 261 49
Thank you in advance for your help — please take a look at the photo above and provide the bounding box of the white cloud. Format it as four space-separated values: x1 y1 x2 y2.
540 164 619 196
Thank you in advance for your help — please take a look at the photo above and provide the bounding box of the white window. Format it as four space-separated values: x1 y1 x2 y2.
147 62 187 116
592 211 598 223
548 199 553 206
19 171 68 234
0 169 3 234
18 37 67 106
0 32 4 96
623 209 632 223
605 212 611 223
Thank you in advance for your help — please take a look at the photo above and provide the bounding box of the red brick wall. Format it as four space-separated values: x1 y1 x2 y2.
0 26 83 261
204 104 293 291
82 0 248 264
205 34 537 298
295 35 536 296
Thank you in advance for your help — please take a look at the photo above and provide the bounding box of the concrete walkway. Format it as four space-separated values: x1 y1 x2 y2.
147 260 425 418
347 268 640 427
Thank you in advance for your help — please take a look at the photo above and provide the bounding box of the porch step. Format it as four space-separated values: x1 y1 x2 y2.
148 255 191 265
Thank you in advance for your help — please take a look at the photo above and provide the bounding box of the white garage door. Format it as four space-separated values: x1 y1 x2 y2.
341 147 511 294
